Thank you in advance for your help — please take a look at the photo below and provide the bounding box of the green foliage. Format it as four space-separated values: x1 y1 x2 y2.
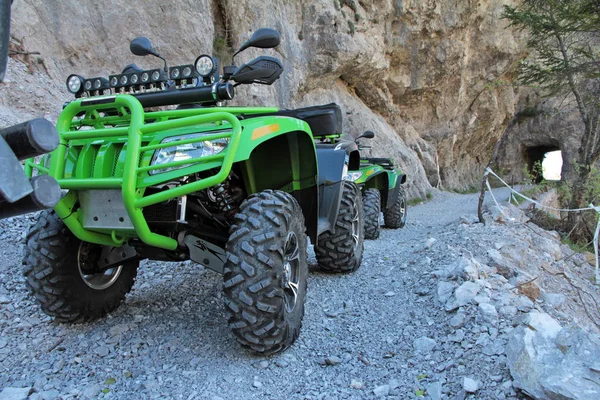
502 0 600 215
104 377 116 385
415 389 425 397
503 1 600 95
453 185 480 194
213 36 232 62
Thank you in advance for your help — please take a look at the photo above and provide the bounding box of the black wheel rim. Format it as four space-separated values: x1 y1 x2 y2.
77 243 123 291
282 231 300 313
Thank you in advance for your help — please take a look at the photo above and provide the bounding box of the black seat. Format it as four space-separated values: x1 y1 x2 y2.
241 103 342 137
364 157 395 170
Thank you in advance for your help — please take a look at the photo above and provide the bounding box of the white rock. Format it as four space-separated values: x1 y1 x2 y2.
373 384 390 397
0 387 31 400
427 381 442 400
463 377 481 393
478 303 499 324
454 281 481 306
413 336 437 353
350 379 363 389
426 237 437 248
525 311 562 339
436 281 456 304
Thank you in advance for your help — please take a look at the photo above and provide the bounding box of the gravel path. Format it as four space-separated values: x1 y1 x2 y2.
0 189 534 399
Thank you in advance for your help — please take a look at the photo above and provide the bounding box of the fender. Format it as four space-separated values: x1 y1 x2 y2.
385 173 407 210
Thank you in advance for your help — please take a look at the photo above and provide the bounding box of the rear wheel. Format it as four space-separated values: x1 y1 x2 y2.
23 210 138 322
315 181 364 273
384 187 407 228
363 188 381 240
223 190 308 355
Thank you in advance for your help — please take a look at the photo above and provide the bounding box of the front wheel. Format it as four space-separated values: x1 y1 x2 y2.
315 181 365 273
23 210 138 322
363 188 381 240
384 187 407 228
223 190 308 355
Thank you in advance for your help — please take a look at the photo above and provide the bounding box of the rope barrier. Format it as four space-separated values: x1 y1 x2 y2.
485 167 599 285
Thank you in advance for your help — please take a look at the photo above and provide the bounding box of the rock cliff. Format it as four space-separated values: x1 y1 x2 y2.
5 0 526 197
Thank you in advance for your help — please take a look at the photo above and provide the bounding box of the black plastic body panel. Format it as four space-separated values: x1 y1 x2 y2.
315 145 346 236
386 175 405 211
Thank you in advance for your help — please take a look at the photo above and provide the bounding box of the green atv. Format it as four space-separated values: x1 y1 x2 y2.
22 28 363 355
346 131 407 239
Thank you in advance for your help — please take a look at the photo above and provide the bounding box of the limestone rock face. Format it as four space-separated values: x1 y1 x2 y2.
7 0 525 196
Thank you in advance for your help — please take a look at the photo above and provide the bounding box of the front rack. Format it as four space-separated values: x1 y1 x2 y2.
26 94 242 250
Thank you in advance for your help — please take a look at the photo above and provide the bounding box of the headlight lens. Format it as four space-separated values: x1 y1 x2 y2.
170 67 180 79
149 131 230 175
345 171 363 181
195 55 215 77
84 80 92 90
151 70 160 81
120 75 128 85
93 78 102 89
182 66 192 78
141 72 150 83
110 76 119 87
66 74 83 93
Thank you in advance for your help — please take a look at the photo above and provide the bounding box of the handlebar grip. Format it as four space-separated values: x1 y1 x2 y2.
0 118 58 160
0 175 61 219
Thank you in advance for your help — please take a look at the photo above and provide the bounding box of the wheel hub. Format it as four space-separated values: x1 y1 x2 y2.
77 243 123 291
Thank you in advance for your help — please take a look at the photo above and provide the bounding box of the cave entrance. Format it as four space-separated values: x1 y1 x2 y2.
525 146 562 182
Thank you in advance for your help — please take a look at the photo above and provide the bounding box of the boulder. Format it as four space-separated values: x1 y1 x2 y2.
506 312 600 400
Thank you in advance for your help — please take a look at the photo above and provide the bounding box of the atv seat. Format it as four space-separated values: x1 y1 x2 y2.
241 103 343 138
363 157 395 170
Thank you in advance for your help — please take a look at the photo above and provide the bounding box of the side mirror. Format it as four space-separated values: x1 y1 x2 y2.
233 28 280 60
356 130 375 141
130 37 158 57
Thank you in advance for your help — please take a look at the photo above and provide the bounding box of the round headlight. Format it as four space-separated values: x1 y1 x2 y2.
195 55 214 77
110 76 118 87
170 68 180 79
182 66 192 78
84 80 92 91
66 74 83 93
130 74 139 84
141 72 150 83
151 70 161 81
94 79 102 89
120 75 128 85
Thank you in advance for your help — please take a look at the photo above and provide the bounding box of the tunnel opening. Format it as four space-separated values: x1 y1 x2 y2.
525 145 562 182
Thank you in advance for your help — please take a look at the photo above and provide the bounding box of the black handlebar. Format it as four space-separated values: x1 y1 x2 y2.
131 82 235 108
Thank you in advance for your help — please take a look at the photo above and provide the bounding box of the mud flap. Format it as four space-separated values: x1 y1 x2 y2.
184 235 226 274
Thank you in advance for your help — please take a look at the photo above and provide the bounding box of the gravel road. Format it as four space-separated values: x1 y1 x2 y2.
0 189 529 399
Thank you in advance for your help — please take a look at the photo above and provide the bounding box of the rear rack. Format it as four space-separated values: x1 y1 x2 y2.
26 94 242 250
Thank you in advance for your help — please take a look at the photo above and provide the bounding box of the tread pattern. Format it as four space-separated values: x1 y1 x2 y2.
23 210 138 322
223 190 308 355
384 187 407 228
314 181 365 273
363 188 381 240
